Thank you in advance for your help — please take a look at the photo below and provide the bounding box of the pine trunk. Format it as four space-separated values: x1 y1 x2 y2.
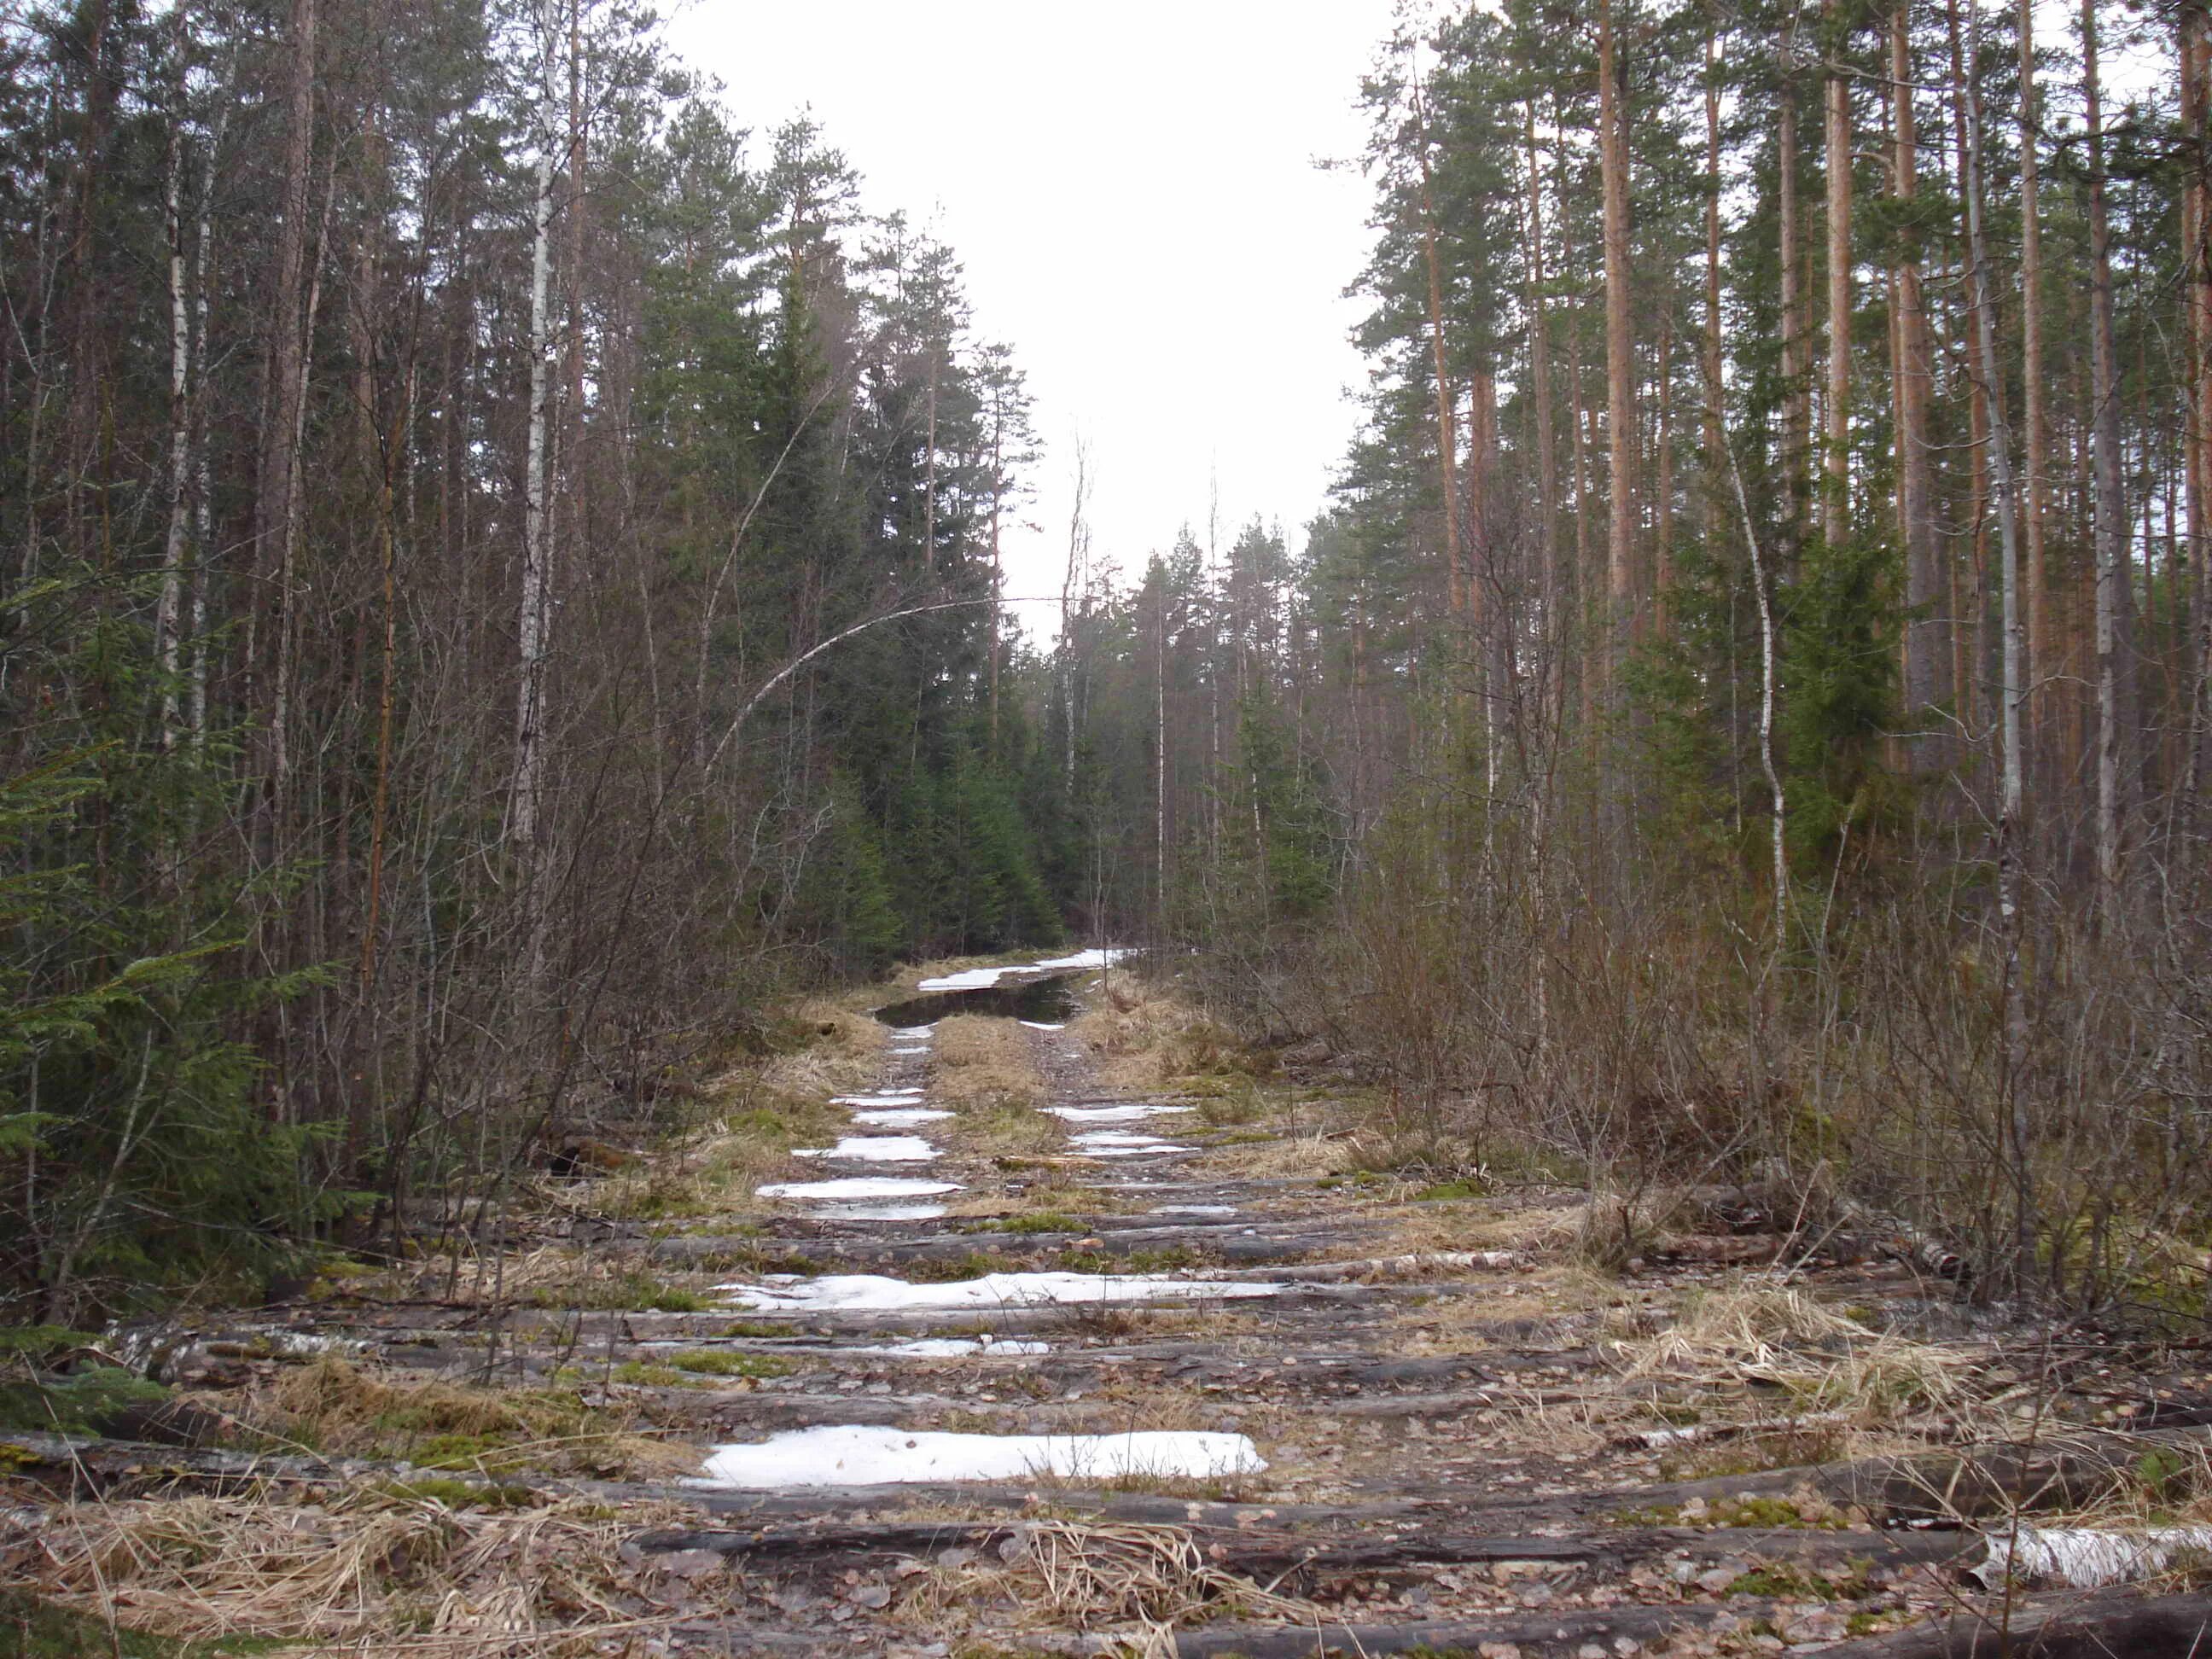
1599 0 1636 676
1893 3 1944 764
1822 0 1852 551
2084 0 2136 914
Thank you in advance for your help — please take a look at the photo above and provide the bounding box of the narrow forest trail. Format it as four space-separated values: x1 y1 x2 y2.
9 963 2212 1656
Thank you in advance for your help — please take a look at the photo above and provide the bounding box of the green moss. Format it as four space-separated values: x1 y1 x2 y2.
691 1247 822 1279
609 1362 701 1388
0 1366 172 1436
1726 1565 1849 1599
1412 1179 1487 1202
0 1589 285 1656
719 1319 790 1338
901 1251 1017 1284
519 1271 712 1313
1615 1494 1850 1531
662 1348 794 1378
981 1211 1083 1235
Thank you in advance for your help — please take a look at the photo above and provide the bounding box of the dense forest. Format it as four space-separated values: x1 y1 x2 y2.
5 0 2209 1324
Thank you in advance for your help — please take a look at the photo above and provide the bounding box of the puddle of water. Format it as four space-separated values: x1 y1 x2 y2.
756 1177 960 1202
795 1135 939 1163
852 1337 1050 1357
876 973 1081 1029
696 1423 1262 1488
1045 1103 1193 1123
831 1090 926 1106
1152 1204 1238 1217
850 1108 954 1127
720 1271 1281 1312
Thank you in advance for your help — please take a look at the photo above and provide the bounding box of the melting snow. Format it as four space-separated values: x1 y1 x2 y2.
1070 1131 1190 1156
1030 948 1132 972
813 1203 948 1222
892 1025 935 1039
916 947 1132 992
1019 1021 1066 1032
720 1271 1281 1312
852 1337 1050 1357
1152 1204 1237 1218
795 1136 939 1163
830 1090 926 1107
755 1178 959 1202
1045 1103 1192 1124
849 1108 954 1127
696 1423 1263 1488
916 965 1007 992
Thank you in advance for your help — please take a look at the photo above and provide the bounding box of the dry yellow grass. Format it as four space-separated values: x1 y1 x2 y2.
1069 984 1249 1090
1622 1279 1970 1419
258 1357 700 1481
754 997 887 1099
8 1487 707 1653
934 1013 1045 1110
1209 1131 1360 1179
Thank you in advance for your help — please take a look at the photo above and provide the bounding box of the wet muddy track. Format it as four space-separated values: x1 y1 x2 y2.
11 960 2212 1657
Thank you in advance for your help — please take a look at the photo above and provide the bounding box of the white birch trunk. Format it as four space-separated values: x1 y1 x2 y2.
514 3 561 913
157 91 190 745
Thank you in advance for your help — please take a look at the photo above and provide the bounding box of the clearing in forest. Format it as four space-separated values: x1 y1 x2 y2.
6 958 2212 1656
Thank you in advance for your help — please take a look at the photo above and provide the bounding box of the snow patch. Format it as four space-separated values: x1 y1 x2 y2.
1019 1021 1067 1032
850 1108 953 1127
1029 948 1132 972
1152 1204 1237 1218
795 1136 940 1164
695 1423 1263 1488
755 1177 959 1202
812 1203 948 1222
915 966 1008 992
1070 1131 1190 1156
852 1337 1051 1357
1045 1103 1193 1124
720 1271 1281 1313
916 947 1132 992
831 1090 925 1107
891 1026 935 1039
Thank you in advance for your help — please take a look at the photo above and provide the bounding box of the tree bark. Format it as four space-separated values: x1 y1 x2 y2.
1892 3 1943 765
1524 99 1560 723
1599 0 1636 678
515 0 563 991
1955 0 2035 1284
1778 26 1809 565
1414 76 1464 620
2083 0 2136 917
2184 0 2212 832
2019 0 2049 767
253 0 317 830
1822 0 1851 551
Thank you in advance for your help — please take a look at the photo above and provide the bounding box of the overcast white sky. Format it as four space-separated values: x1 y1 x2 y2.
667 0 1398 640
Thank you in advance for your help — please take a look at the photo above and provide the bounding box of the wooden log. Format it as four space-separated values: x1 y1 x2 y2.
1811 1586 2212 1656
1167 1598 1777 1657
629 1518 1977 1583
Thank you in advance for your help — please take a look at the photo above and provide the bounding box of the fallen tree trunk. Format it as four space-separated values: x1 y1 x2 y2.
629 1518 1976 1583
1812 1586 2212 1656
